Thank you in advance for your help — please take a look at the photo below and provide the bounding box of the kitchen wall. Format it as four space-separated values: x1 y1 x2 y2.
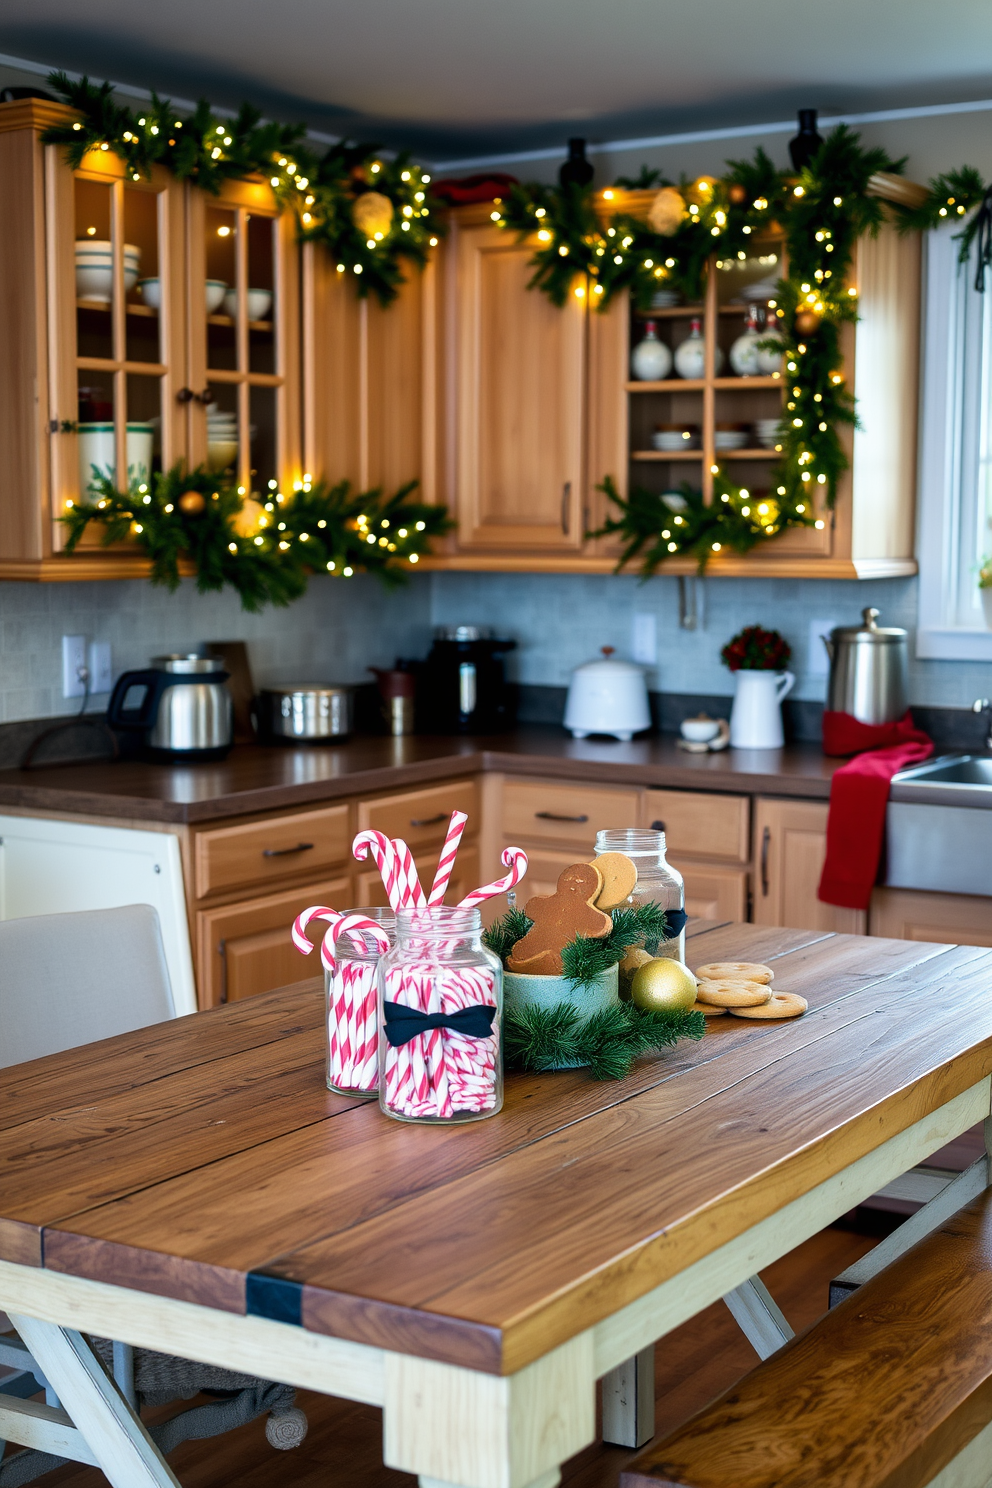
0 574 432 723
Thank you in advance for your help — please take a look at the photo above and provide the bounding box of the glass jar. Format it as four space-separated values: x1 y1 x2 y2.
594 828 686 962
378 907 503 1125
325 907 394 1098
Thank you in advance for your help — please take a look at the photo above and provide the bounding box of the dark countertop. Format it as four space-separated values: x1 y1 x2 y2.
0 729 845 825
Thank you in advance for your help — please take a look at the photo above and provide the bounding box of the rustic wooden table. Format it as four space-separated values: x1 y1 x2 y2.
2 918 991 1488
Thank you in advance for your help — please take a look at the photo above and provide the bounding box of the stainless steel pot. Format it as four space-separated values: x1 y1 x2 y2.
107 655 233 761
257 684 354 742
823 608 909 724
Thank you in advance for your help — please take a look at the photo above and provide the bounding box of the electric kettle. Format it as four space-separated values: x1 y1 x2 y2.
107 654 234 761
823 608 909 725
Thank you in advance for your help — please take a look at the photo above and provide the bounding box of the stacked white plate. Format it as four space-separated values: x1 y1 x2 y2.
714 428 748 451
75 240 140 302
649 289 681 309
652 427 700 451
740 278 779 304
754 418 782 449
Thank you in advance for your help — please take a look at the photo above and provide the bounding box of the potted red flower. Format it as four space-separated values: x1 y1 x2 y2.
721 625 795 748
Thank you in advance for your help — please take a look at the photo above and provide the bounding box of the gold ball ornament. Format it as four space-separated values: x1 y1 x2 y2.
352 191 394 239
630 958 698 1014
794 308 821 335
728 183 747 205
177 490 206 515
685 175 718 207
647 186 686 236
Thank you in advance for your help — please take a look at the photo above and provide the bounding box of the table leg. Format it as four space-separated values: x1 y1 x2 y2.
601 1346 655 1448
722 1276 793 1360
9 1313 180 1488
383 1335 596 1488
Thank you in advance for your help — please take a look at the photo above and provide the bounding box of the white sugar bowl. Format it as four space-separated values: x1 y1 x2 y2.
564 648 651 742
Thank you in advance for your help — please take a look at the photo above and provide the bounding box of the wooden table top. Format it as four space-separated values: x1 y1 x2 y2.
0 731 842 823
3 919 991 1376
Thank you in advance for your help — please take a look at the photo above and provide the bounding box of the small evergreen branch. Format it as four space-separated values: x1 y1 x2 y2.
486 903 670 986
482 908 534 963
504 1000 704 1081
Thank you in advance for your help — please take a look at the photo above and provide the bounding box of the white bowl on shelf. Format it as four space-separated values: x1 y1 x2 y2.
75 241 140 302
714 429 748 451
137 277 161 310
754 418 782 449
222 288 273 322
652 428 700 451
205 279 227 313
207 439 239 471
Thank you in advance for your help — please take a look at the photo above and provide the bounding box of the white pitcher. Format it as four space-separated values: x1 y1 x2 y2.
729 670 795 748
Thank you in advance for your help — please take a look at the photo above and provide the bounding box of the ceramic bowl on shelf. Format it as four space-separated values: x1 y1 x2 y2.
137 277 161 310
714 424 748 451
75 241 140 302
205 279 228 313
222 288 273 321
206 439 238 471
739 277 779 304
754 418 782 449
652 422 700 451
78 421 154 492
649 289 681 309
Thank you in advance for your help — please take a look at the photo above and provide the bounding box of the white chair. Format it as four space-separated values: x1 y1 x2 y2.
0 905 306 1485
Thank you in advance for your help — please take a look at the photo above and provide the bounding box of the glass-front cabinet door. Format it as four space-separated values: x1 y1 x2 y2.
47 145 187 548
186 177 301 502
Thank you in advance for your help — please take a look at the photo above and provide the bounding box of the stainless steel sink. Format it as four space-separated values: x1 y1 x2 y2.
886 755 992 896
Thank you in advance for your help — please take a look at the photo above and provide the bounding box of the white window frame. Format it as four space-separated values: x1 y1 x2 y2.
916 224 992 660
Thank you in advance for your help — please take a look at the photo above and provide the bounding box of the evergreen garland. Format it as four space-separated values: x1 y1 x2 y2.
484 901 670 988
61 462 452 610
504 1000 704 1081
41 72 441 305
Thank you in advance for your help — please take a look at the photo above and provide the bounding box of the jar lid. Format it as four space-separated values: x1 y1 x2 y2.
573 646 644 676
830 607 906 643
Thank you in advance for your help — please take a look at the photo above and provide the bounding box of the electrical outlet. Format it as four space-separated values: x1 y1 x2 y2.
808 618 837 678
88 641 112 694
61 635 87 699
631 612 658 665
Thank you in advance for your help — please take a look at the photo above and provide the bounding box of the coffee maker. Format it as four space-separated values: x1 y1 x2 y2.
421 627 516 734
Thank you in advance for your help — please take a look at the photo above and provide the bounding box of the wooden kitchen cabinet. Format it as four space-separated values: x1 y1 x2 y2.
752 797 866 935
196 874 351 1005
870 888 992 947
643 788 749 861
671 862 749 922
193 802 351 899
502 778 640 849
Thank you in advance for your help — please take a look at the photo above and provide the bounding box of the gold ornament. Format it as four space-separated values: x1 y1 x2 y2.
685 175 718 207
177 490 206 515
728 183 747 205
352 191 394 240
647 186 686 237
794 308 821 335
630 958 698 1014
232 496 265 536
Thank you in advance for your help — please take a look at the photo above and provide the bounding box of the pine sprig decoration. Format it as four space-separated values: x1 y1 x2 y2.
485 902 671 987
40 73 443 305
482 908 534 964
504 1001 704 1081
61 462 450 610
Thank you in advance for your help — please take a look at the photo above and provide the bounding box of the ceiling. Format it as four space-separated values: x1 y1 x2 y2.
1 0 990 164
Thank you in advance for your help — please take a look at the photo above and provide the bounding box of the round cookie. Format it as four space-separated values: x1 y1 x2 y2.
694 961 774 984
729 992 807 1020
695 978 772 1008
590 852 638 911
691 1000 727 1018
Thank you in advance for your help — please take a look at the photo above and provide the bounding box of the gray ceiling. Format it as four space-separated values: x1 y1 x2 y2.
2 0 990 163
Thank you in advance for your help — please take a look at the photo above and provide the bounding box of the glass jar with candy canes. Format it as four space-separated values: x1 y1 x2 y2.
378 906 503 1124
291 904 394 1097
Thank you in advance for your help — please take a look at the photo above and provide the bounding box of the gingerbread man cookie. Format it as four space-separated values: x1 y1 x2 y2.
508 862 613 976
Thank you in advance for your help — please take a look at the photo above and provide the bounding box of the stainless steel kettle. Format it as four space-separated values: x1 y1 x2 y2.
823 608 909 724
107 654 234 761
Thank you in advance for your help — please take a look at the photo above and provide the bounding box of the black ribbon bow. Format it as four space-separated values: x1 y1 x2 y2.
382 1000 497 1049
664 909 688 938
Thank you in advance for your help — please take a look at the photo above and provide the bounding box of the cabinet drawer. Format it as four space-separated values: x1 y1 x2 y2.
644 789 749 863
358 780 478 850
356 846 481 913
196 874 351 1007
670 859 748 924
502 779 640 848
194 804 351 900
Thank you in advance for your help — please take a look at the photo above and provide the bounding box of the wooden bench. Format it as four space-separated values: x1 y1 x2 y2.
620 1182 992 1488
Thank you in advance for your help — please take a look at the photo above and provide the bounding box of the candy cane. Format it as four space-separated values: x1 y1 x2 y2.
353 830 403 910
428 810 469 906
292 907 390 1095
456 847 529 910
292 905 385 972
390 837 426 908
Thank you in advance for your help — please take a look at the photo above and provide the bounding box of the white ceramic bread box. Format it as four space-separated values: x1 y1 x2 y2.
564 647 651 742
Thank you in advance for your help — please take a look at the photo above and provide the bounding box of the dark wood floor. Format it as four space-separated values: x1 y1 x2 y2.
36 1221 877 1488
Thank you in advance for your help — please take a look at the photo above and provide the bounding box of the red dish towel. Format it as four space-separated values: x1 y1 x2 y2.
818 711 934 911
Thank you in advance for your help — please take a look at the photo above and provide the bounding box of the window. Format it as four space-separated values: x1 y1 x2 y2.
917 224 992 658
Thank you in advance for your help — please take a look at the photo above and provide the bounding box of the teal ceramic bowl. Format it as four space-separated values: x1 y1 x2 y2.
504 964 619 1068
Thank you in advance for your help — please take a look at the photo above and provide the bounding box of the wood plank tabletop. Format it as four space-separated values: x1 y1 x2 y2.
3 920 991 1376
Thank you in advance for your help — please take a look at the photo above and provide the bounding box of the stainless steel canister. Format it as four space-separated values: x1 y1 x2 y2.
823 608 909 724
257 684 354 741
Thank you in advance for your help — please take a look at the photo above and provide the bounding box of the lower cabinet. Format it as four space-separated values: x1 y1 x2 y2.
869 887 992 947
196 875 351 1006
670 860 749 922
752 797 866 936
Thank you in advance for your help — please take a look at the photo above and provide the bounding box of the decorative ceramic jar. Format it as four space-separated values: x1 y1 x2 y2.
674 317 723 379
631 321 673 381
729 305 763 377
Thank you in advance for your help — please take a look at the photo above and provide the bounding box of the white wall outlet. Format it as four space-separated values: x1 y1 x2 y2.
61 635 88 699
631 612 658 666
88 641 112 694
808 618 837 678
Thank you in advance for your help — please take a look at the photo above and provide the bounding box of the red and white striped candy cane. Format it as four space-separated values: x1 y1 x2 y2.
456 847 529 910
293 906 390 1094
353 830 403 910
291 906 384 972
428 810 469 905
391 837 426 908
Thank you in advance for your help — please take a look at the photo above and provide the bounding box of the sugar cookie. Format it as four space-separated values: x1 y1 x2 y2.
694 961 774 984
590 851 638 911
695 978 772 1008
691 1000 727 1017
729 992 807 1020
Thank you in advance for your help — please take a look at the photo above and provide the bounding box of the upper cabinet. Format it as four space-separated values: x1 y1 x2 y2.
0 100 301 578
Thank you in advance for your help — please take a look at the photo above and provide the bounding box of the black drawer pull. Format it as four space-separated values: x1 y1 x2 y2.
760 825 771 896
410 813 447 827
535 810 589 823
650 819 666 832
262 842 315 858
